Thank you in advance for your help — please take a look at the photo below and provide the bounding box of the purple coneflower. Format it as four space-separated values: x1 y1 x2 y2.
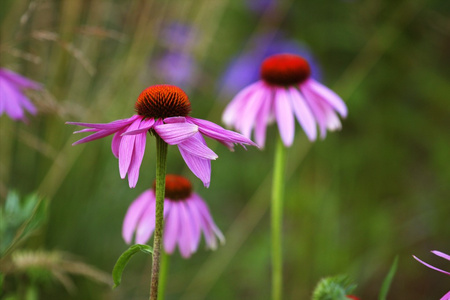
222 53 347 147
122 174 224 258
0 68 41 122
67 85 256 188
413 250 450 300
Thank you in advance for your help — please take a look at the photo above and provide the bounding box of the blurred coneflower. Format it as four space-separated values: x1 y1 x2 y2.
67 84 256 188
223 53 347 147
0 68 41 122
220 33 322 96
123 174 224 258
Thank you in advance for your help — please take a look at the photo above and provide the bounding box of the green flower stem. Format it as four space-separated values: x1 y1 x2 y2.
271 136 287 300
157 250 169 299
150 135 168 300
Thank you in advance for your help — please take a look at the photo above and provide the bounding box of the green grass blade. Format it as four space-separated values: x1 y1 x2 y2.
379 256 399 300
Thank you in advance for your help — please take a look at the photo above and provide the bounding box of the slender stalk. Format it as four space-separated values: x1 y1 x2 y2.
150 135 168 300
157 250 169 299
271 137 286 300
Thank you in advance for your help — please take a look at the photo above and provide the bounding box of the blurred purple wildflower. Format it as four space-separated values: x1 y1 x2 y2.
0 68 41 122
220 33 322 95
67 85 256 188
222 54 346 147
151 22 198 88
122 175 225 258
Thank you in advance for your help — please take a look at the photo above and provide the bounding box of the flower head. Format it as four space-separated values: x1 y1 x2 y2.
0 68 41 122
122 174 225 258
220 33 322 95
67 84 256 188
222 53 347 148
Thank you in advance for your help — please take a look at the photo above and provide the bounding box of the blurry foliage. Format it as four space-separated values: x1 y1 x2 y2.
312 275 356 300
0 193 111 299
0 0 449 299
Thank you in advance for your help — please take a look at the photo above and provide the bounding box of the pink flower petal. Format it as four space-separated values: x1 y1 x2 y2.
118 119 141 178
433 250 450 261
222 81 260 126
135 196 157 244
122 190 153 244
154 122 199 145
274 88 295 147
305 79 347 117
288 87 317 141
413 255 450 276
178 133 218 160
66 115 140 130
0 68 42 90
164 202 180 254
253 85 272 148
177 202 194 258
127 131 147 188
121 118 155 135
178 135 212 188
187 117 257 148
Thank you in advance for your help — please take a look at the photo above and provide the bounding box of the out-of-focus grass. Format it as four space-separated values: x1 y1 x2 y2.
1 0 449 299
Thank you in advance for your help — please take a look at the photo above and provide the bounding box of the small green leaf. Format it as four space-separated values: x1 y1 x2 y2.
112 244 153 288
378 256 399 300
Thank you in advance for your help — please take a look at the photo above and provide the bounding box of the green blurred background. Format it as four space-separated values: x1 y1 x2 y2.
1 0 449 299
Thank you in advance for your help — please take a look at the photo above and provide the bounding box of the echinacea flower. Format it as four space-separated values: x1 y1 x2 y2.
122 174 224 258
220 33 322 95
413 250 450 300
67 85 256 188
222 53 347 148
0 68 41 122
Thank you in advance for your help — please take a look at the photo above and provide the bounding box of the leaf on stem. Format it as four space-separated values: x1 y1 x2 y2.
112 244 153 288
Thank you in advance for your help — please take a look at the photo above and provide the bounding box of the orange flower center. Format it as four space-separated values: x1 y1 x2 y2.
260 54 311 86
153 174 192 200
135 85 191 119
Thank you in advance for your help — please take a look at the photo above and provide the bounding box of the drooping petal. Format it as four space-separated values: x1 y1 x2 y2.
304 79 347 117
235 83 267 139
121 118 155 135
0 80 25 120
164 202 180 254
184 196 202 253
178 134 212 187
222 81 260 126
187 117 257 149
127 131 147 188
118 118 141 179
111 127 126 158
288 87 317 141
0 68 42 90
439 290 450 300
300 84 328 138
122 190 153 244
433 250 450 261
66 115 140 130
274 87 295 147
177 201 194 258
177 133 218 160
154 122 199 145
413 255 450 276
192 194 225 248
71 128 119 146
135 196 157 244
254 85 273 147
